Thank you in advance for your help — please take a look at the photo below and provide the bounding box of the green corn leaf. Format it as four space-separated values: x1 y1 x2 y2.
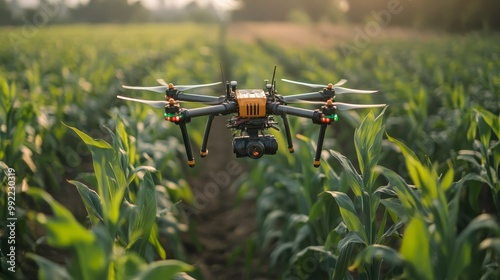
448 214 500 279
148 223 167 260
28 189 110 280
477 114 492 148
65 123 112 150
329 150 363 197
292 224 311 252
69 180 104 225
27 254 71 280
325 223 347 250
439 162 455 192
289 246 337 279
323 191 367 242
380 198 407 222
348 244 404 273
112 253 146 280
65 124 118 228
354 108 386 192
126 172 158 259
334 231 366 280
28 188 95 246
132 260 193 280
400 215 433 280
270 242 293 267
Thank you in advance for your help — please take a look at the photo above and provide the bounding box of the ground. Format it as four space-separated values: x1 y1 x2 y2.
227 22 437 49
184 117 270 280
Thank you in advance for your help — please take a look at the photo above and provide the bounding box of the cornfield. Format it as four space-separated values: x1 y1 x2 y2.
1 23 499 279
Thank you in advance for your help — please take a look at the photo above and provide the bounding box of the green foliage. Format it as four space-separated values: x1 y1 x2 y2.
1 24 499 279
25 124 193 279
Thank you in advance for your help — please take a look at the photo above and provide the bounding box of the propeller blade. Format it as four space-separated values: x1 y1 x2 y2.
334 87 378 95
281 78 347 88
333 79 348 87
156 79 222 92
117 95 167 108
282 92 324 103
281 78 326 88
284 100 386 110
334 102 386 111
122 85 167 94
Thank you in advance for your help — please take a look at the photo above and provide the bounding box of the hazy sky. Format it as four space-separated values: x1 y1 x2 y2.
12 0 194 9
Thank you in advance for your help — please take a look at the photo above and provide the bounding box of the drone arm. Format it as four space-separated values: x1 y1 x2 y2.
177 93 223 104
183 102 237 119
313 124 328 168
268 103 321 122
200 115 215 157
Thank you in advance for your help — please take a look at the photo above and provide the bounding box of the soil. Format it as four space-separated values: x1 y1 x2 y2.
227 22 438 49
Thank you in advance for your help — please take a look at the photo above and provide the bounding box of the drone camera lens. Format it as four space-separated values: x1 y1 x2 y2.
247 141 265 159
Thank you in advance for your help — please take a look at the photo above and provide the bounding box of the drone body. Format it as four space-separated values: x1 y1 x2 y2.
118 70 385 167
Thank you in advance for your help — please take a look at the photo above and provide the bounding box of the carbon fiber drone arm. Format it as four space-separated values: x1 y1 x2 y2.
182 102 237 120
267 103 322 123
176 93 225 104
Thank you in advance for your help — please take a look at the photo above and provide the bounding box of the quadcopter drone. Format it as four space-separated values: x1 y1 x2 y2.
117 68 385 167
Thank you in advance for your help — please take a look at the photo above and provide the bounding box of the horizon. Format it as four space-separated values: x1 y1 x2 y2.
11 0 196 9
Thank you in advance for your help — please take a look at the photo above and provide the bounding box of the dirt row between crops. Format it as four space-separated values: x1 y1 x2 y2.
228 22 438 48
183 116 271 280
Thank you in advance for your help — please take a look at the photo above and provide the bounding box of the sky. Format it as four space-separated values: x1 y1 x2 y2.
11 0 195 9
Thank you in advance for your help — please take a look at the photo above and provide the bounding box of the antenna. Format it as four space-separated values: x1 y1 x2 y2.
271 65 277 94
220 61 230 98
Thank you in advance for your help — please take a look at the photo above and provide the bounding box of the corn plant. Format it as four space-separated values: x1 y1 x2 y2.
27 188 193 280
350 134 500 279
458 107 500 218
23 120 193 279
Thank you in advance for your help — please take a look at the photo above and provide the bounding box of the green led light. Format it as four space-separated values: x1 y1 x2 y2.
165 113 176 117
324 114 339 121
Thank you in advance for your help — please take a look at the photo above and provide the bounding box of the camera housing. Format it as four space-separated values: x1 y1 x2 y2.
233 135 278 159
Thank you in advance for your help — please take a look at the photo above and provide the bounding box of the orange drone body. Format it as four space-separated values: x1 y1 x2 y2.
235 89 267 118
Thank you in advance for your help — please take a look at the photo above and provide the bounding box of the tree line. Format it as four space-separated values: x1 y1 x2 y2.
0 0 498 31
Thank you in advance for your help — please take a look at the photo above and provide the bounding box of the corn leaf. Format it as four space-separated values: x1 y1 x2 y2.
323 191 367 242
400 215 433 280
70 180 104 225
132 260 193 280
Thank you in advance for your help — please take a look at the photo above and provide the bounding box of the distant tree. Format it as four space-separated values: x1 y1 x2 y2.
72 0 148 23
344 0 500 31
0 0 14 25
233 0 301 21
300 0 333 21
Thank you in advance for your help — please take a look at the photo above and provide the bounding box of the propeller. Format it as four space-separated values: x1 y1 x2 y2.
281 78 377 95
281 78 347 88
117 95 226 107
117 95 169 108
287 99 386 111
122 80 222 94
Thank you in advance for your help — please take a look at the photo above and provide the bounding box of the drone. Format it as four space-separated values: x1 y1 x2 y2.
117 68 385 167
